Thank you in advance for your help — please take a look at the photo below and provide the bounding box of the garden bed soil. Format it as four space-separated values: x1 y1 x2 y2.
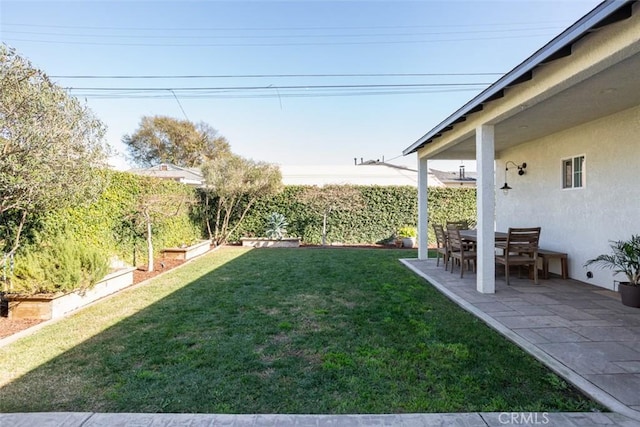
0 257 185 340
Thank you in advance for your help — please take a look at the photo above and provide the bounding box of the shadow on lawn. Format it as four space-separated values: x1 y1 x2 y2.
0 248 401 413
0 247 602 414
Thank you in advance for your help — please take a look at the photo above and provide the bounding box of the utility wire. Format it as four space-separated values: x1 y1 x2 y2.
2 26 563 39
169 89 190 121
4 32 556 47
50 72 504 79
1 20 573 31
65 83 491 91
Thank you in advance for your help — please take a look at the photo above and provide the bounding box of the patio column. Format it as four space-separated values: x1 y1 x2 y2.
417 155 429 260
476 124 496 293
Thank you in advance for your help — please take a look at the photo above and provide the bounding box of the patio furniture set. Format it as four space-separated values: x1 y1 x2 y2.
433 222 568 284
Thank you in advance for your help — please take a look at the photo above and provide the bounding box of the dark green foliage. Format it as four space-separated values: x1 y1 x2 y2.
5 170 202 294
43 171 201 266
11 231 109 294
227 186 476 245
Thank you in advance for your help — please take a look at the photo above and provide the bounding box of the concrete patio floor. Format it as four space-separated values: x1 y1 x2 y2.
401 257 640 423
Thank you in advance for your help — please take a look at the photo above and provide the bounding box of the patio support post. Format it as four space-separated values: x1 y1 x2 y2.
476 124 496 293
417 155 429 260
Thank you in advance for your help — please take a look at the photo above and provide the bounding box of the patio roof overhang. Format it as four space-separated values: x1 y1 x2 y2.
403 0 640 160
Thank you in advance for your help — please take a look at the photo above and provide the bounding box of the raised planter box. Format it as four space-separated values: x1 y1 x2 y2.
240 237 301 248
162 240 212 261
4 267 136 320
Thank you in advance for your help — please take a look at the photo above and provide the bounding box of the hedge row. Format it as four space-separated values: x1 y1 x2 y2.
5 177 476 294
7 171 201 294
228 186 476 245
43 170 202 264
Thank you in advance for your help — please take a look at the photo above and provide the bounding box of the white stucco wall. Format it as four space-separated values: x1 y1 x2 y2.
495 104 640 290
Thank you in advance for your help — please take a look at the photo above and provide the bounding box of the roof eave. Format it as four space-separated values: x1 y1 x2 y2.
402 0 634 156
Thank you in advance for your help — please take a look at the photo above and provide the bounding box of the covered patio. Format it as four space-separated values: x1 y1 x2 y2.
403 0 640 294
402 257 640 421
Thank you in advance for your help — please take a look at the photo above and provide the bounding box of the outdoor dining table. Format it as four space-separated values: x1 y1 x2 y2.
458 229 508 243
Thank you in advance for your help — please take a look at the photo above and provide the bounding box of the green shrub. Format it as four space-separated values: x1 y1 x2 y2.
226 185 476 245
398 226 417 238
264 212 288 239
4 170 203 294
11 231 109 295
37 170 201 267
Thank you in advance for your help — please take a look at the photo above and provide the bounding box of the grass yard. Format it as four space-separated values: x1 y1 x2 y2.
0 247 603 413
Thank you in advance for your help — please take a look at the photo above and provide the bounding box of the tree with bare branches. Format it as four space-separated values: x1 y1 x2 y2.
201 153 282 245
299 185 365 246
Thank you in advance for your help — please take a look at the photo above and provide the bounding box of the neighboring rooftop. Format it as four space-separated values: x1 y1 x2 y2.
279 163 423 186
429 167 477 187
127 163 204 187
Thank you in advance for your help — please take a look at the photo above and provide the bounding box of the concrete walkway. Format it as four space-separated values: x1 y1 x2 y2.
0 411 637 426
401 258 640 424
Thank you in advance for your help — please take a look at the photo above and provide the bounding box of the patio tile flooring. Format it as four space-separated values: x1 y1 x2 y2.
401 257 640 422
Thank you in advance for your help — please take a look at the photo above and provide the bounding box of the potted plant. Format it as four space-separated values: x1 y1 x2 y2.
398 226 417 248
585 235 640 307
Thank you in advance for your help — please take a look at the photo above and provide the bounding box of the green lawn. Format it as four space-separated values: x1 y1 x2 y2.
0 247 603 413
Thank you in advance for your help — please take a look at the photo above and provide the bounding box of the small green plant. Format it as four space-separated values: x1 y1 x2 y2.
264 212 288 240
585 235 640 285
397 226 417 239
11 231 109 295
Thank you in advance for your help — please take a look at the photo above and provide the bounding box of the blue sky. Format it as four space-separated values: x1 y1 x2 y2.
1 0 602 171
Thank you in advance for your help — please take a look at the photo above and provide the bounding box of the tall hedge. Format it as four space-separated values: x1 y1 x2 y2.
39 170 202 265
228 185 476 245
7 170 202 294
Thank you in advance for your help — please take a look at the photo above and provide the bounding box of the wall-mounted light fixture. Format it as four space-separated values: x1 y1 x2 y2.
500 161 527 195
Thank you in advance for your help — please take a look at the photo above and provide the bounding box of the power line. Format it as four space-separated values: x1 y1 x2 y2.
2 26 563 40
65 83 492 91
49 72 504 79
169 89 190 121
68 87 486 100
1 20 573 32
4 32 556 47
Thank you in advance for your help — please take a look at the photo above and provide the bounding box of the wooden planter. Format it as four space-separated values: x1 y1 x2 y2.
240 237 300 248
4 267 136 320
162 240 212 261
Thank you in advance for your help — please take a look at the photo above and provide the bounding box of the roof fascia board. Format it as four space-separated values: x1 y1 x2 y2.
403 0 634 156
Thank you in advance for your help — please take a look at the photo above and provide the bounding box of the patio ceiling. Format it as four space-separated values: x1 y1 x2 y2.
425 49 640 160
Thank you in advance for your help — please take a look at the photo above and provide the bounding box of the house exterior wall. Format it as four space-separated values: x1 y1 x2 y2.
495 104 640 290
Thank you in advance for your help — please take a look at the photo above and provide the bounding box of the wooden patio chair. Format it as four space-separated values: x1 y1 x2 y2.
432 224 449 270
447 227 477 278
495 227 541 285
446 220 469 230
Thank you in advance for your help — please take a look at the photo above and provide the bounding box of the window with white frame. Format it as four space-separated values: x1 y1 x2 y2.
562 155 585 189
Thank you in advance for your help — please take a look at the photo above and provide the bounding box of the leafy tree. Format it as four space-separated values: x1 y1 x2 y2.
122 115 230 167
201 153 282 245
0 45 109 261
299 185 365 246
122 179 197 272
